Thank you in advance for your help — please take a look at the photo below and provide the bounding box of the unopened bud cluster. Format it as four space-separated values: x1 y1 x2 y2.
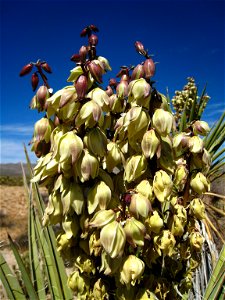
29 27 211 299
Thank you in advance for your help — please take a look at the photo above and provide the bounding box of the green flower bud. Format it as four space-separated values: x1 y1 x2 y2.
56 232 73 252
141 129 160 159
135 179 155 203
120 255 145 286
145 210 164 234
87 181 111 214
169 215 184 237
124 155 147 183
173 164 188 192
192 120 210 136
93 278 109 300
190 172 210 194
75 253 96 275
129 193 152 219
152 108 174 137
89 209 116 228
124 217 146 247
89 231 102 256
57 131 83 164
106 141 124 172
189 231 204 252
189 198 206 220
153 170 173 202
154 230 176 256
86 127 108 157
188 136 204 153
67 270 90 296
100 221 126 258
62 214 79 239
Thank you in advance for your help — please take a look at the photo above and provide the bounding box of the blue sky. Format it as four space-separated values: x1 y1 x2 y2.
1 0 224 163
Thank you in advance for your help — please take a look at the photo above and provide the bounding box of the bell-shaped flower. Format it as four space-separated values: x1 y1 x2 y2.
189 198 206 220
129 193 152 219
100 221 126 258
124 217 146 247
119 255 145 286
141 129 160 159
152 108 174 137
190 172 210 194
87 181 111 214
154 230 176 256
124 155 147 183
153 170 173 202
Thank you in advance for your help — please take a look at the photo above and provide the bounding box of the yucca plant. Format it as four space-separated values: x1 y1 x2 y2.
1 25 224 300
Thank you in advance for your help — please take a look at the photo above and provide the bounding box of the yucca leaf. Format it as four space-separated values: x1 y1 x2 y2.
189 87 199 122
0 252 26 299
204 112 225 151
211 148 225 163
197 84 209 119
8 234 38 300
204 245 225 299
179 107 187 132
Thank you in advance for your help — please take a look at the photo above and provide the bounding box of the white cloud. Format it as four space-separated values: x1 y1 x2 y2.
0 139 37 163
0 124 34 136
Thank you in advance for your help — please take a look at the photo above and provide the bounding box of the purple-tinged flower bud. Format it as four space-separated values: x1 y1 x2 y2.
70 53 81 62
134 41 147 56
87 61 103 83
31 72 39 91
131 64 145 80
80 27 88 37
109 78 117 87
79 46 87 62
36 85 49 111
105 85 113 97
116 80 128 99
143 58 155 79
192 120 210 136
90 24 99 32
89 34 98 46
41 62 52 73
19 63 33 76
74 74 88 100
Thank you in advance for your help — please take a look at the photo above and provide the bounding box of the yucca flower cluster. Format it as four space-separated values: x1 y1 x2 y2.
24 25 212 299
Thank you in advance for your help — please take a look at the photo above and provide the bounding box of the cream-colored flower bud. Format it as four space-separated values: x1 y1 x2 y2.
76 149 99 182
190 172 210 194
93 278 109 300
189 198 206 220
153 170 173 202
135 179 155 203
141 129 160 159
124 217 146 247
173 164 188 192
152 108 174 136
128 78 151 106
86 127 108 157
188 136 204 153
97 56 112 71
192 120 210 136
145 210 164 234
154 230 176 256
33 117 54 143
120 255 145 286
89 209 116 228
100 221 126 258
173 132 190 156
75 100 102 127
57 131 83 164
87 181 111 214
62 214 79 239
129 193 152 219
87 87 110 111
189 231 204 252
106 142 123 172
124 155 147 183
